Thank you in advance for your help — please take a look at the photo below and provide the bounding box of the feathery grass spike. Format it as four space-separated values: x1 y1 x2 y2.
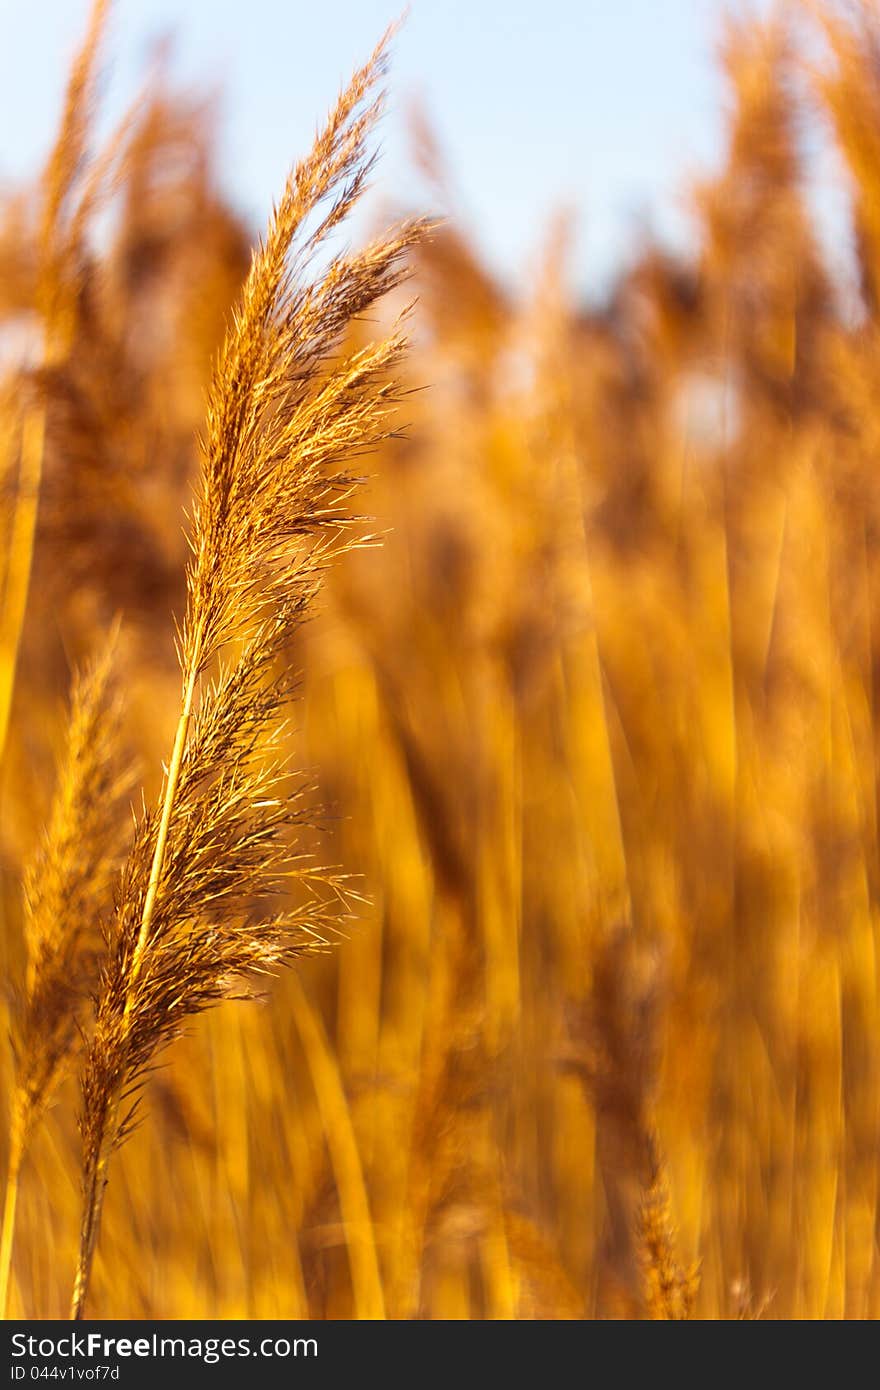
0 0 110 768
0 631 130 1319
71 27 425 1319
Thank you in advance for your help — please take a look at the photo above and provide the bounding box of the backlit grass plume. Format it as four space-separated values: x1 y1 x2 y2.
70 29 426 1320
0 634 131 1318
638 1146 700 1321
0 0 110 766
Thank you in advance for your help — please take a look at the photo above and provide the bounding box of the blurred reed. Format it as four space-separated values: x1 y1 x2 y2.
4 0 880 1321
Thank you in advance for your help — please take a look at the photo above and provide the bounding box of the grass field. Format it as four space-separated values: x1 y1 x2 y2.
3 0 880 1319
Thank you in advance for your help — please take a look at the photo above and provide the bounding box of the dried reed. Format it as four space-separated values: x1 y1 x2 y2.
69 29 426 1318
637 1142 700 1320
0 633 131 1317
0 0 109 766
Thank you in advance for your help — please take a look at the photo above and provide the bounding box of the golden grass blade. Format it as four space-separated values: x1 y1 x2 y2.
0 406 45 765
289 975 386 1319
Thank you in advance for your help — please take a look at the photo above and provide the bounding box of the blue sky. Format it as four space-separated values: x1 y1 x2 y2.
0 0 792 297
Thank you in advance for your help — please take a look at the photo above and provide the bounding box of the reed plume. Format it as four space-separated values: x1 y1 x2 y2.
70 29 426 1319
0 633 131 1317
0 0 110 766
638 1144 700 1321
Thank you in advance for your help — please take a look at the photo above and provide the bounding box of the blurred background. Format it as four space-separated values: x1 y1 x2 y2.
2 0 780 296
4 0 880 1318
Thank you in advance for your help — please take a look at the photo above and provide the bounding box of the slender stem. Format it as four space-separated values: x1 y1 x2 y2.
0 402 46 1323
128 649 201 998
0 401 46 770
289 974 386 1319
70 1121 113 1320
0 1147 22 1320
